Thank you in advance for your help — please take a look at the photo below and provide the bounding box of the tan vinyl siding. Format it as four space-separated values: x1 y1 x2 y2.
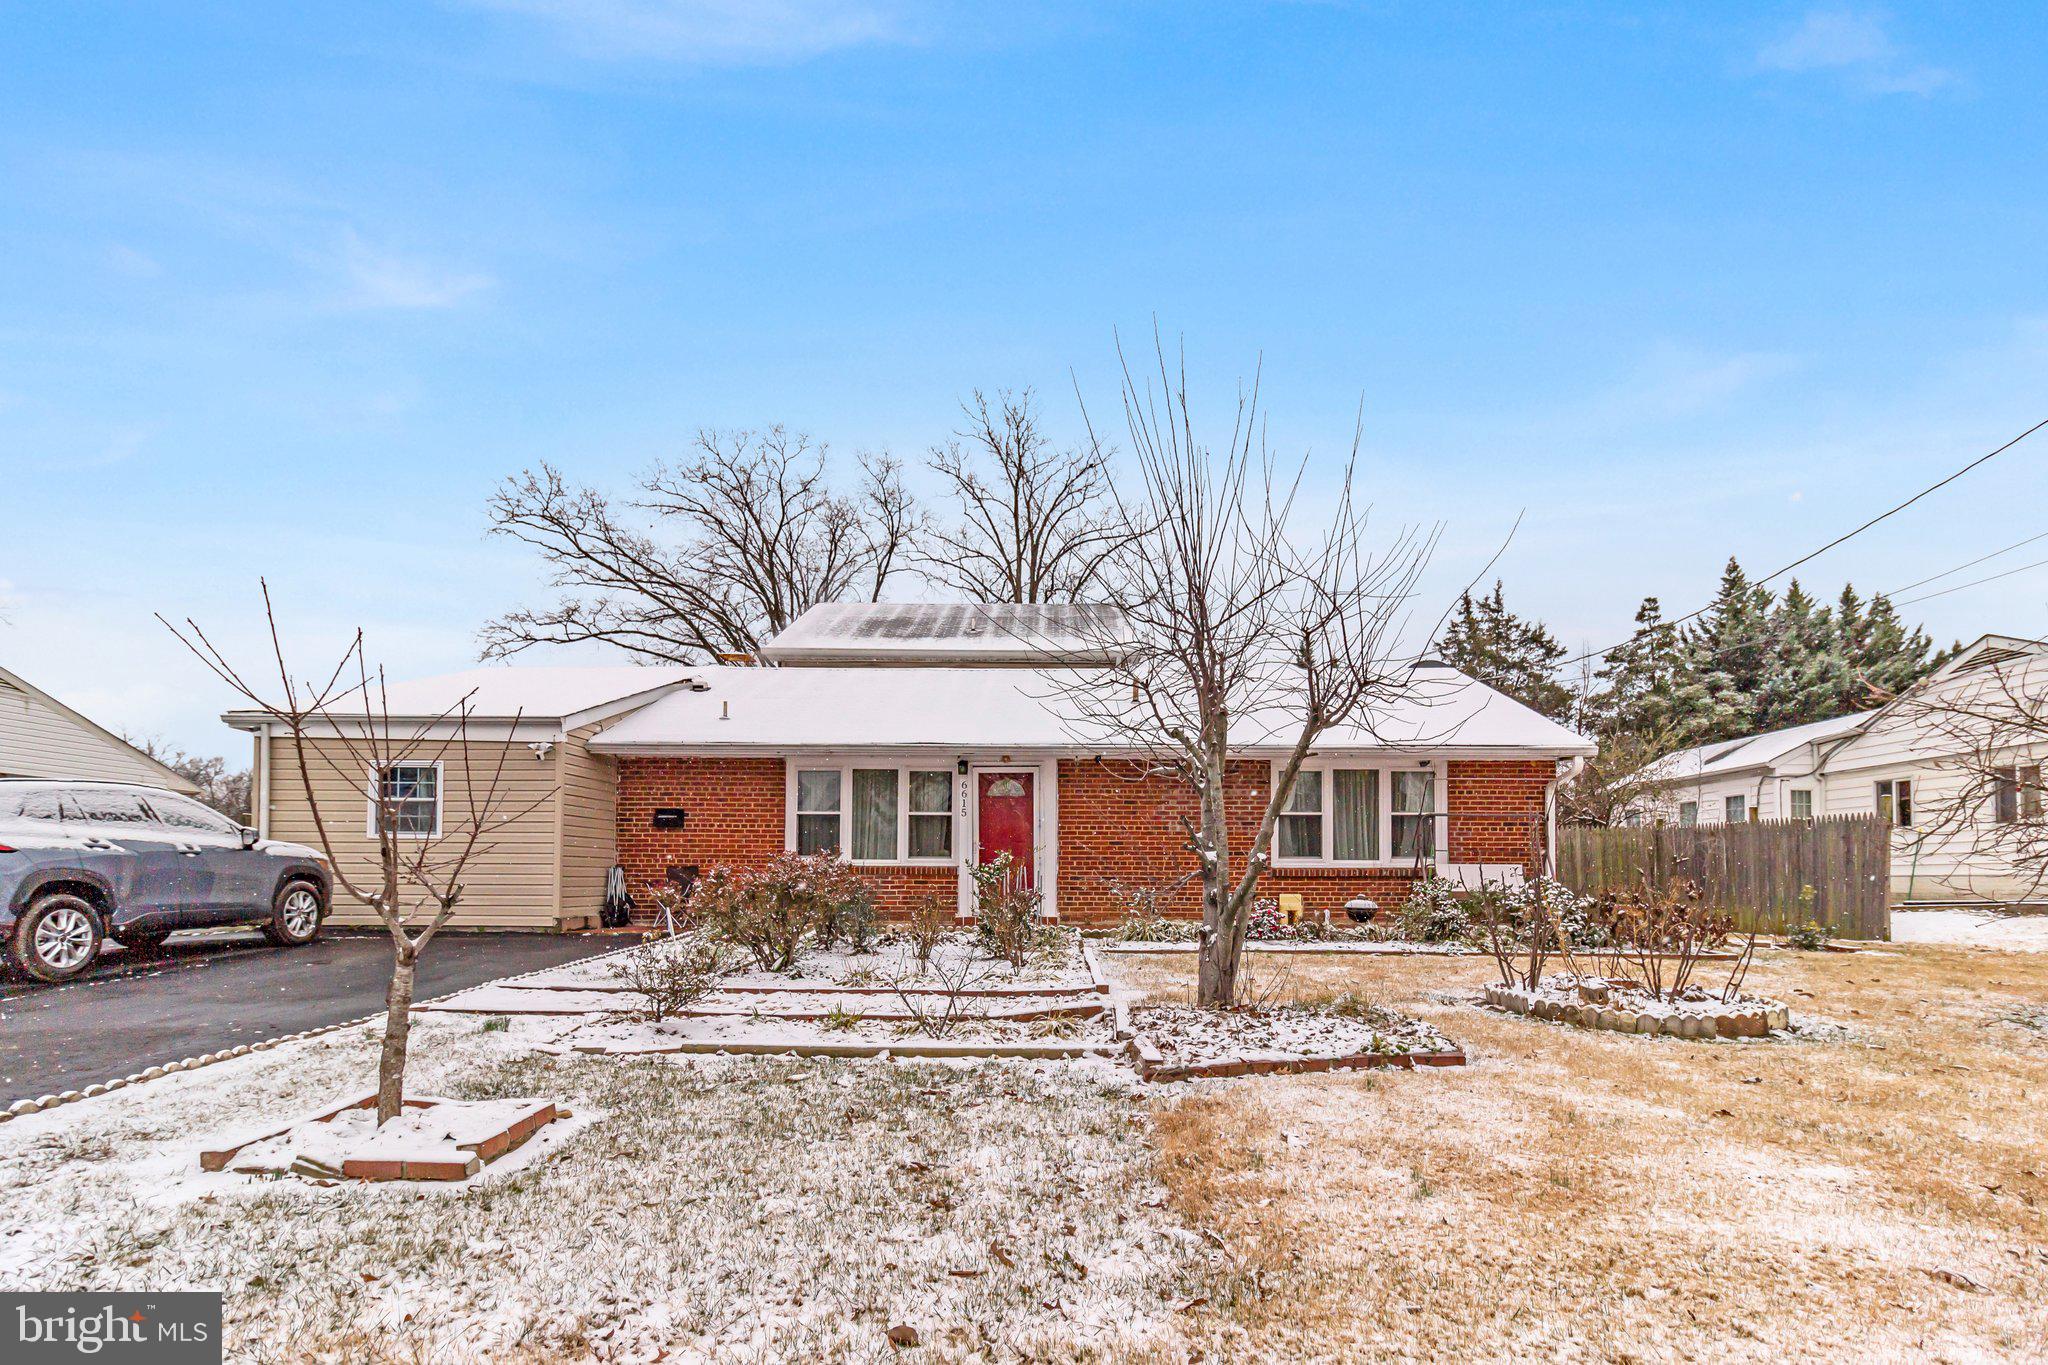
0 678 191 788
264 733 564 929
556 722 619 929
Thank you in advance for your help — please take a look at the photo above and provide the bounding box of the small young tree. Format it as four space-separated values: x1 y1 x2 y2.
1055 339 1438 1007
163 585 549 1123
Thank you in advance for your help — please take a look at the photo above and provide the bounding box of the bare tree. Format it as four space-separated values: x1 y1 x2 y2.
1883 645 2048 901
920 389 1130 603
482 428 920 662
121 735 253 824
1560 725 1679 827
1053 342 1438 1007
164 586 549 1123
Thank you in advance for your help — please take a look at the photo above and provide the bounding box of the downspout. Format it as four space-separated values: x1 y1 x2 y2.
255 722 272 839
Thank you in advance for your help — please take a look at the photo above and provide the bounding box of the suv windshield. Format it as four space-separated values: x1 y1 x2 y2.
147 794 241 837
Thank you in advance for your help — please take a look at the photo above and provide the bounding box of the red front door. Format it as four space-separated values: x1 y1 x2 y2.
976 771 1036 887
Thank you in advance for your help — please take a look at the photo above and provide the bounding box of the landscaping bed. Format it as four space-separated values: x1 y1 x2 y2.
1127 1001 1464 1081
201 1093 565 1182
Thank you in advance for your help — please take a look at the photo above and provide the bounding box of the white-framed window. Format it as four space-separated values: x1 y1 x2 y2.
1876 778 1914 828
371 762 441 838
1273 762 1433 865
1678 800 1698 827
1724 794 1745 824
1788 789 1814 821
1995 764 2043 824
790 763 957 864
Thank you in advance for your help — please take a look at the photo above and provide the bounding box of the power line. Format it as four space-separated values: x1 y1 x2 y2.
1885 526 2048 597
1563 415 2048 670
1893 552 2048 608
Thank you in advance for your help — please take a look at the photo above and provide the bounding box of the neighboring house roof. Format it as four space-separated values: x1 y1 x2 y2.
0 663 202 793
760 603 1128 667
1646 710 1877 786
221 665 702 732
588 662 1596 757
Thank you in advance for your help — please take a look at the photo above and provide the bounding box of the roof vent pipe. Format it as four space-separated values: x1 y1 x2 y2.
720 700 730 721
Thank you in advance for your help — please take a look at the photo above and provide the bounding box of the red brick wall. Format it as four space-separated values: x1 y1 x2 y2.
615 756 956 921
615 754 1554 928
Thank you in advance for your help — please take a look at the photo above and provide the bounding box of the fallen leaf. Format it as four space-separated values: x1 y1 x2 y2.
1929 1268 1985 1292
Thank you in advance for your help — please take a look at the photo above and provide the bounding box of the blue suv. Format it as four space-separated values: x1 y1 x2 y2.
0 779 331 982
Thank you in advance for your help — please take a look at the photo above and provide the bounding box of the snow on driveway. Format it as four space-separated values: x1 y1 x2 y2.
1892 909 2048 952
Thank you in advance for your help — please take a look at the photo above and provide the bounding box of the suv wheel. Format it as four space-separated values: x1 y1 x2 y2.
9 892 104 982
262 880 324 947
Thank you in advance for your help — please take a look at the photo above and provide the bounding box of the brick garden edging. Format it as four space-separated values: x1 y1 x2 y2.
0 937 646 1126
1482 983 1791 1039
200 1092 562 1182
1125 1032 1467 1083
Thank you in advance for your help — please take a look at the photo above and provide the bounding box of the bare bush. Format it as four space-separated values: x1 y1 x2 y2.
609 933 730 1022
907 893 951 968
970 854 1044 970
892 952 995 1038
691 852 869 973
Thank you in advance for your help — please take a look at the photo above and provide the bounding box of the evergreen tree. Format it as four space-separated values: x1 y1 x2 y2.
1439 581 1572 719
1677 558 1775 743
1753 580 1844 731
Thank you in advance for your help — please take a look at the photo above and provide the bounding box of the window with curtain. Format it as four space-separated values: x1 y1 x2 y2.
1332 768 1378 860
795 769 842 854
1678 801 1698 826
1876 778 1913 828
1279 770 1323 859
1724 794 1745 823
1391 771 1434 860
851 769 898 860
908 770 953 858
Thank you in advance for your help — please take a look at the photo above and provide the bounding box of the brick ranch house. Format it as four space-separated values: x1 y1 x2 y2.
227 604 1596 930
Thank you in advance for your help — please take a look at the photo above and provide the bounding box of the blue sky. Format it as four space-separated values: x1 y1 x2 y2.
3 1 2045 761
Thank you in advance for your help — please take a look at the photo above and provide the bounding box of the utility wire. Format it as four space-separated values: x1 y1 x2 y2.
1883 526 2048 598
1562 415 2048 670
1893 552 2048 608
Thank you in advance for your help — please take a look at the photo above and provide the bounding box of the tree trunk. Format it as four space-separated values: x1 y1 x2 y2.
376 937 418 1124
1195 773 1243 1008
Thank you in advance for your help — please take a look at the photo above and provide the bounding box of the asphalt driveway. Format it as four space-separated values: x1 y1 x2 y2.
0 929 623 1105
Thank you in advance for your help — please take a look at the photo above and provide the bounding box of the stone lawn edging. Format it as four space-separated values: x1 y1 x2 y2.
1483 982 1791 1039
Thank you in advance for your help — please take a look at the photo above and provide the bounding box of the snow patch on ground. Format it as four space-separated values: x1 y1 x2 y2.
1135 1003 1453 1068
1893 909 2048 952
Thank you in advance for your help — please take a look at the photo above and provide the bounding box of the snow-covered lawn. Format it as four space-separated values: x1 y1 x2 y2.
1893 907 2048 952
0 1014 1231 1361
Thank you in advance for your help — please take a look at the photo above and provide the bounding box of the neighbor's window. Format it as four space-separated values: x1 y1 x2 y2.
1678 801 1698 827
1994 765 2043 824
1279 770 1324 859
794 764 956 862
375 763 440 837
908 770 954 859
1724 794 1746 824
1875 778 1914 828
1391 771 1435 860
795 769 842 854
1789 789 1814 821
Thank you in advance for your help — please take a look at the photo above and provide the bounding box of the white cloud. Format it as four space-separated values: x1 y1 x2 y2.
105 244 163 278
336 230 494 310
461 0 912 64
1756 9 1953 96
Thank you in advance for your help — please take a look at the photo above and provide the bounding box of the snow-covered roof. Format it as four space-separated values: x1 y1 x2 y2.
760 603 1127 666
221 665 700 729
1646 710 1876 785
589 662 1595 757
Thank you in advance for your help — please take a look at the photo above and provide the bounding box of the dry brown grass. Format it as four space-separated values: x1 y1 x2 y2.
1116 943 2048 1361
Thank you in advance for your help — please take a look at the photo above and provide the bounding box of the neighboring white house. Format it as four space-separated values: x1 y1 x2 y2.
1640 633 2048 905
0 662 200 794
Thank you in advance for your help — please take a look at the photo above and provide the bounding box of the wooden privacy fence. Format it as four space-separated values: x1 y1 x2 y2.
1555 815 1892 941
